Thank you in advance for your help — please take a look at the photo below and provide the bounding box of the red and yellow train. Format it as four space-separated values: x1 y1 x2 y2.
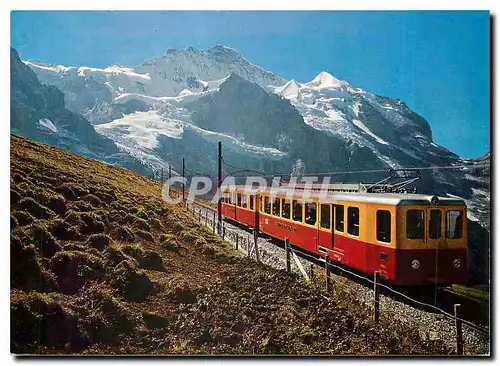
220 185 467 286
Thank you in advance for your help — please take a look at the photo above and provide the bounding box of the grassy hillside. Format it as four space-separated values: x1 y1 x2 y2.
10 135 450 355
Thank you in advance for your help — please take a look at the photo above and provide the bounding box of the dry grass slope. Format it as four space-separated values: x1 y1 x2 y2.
10 135 451 355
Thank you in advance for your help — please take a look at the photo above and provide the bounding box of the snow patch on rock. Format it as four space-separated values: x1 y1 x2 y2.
24 61 73 73
77 65 151 81
95 110 183 150
352 119 389 145
38 118 58 132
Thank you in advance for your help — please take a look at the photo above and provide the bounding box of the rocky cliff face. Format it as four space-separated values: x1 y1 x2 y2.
11 48 118 157
185 73 385 174
11 48 151 176
463 152 490 284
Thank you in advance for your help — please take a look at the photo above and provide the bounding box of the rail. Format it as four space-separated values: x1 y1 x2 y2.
286 244 488 335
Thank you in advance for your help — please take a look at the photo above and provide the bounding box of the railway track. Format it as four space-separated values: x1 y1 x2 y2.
264 230 489 328
187 200 489 352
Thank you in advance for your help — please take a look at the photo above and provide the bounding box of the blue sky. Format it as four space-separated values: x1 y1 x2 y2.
11 11 490 158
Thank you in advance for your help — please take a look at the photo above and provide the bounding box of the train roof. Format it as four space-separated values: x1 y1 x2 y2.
226 185 466 207
321 192 465 206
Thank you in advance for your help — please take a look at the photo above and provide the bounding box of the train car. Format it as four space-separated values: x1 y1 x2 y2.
220 185 467 286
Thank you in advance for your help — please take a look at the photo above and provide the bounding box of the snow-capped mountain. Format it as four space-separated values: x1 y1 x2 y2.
26 45 285 99
24 45 286 124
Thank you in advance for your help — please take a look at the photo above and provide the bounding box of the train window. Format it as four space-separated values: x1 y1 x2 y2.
305 202 317 226
264 196 271 214
293 200 303 222
282 199 291 219
376 210 391 243
272 197 280 216
236 193 242 207
446 210 463 239
334 205 344 232
429 210 441 239
406 210 424 239
320 204 331 229
347 207 359 236
241 194 247 209
249 195 255 210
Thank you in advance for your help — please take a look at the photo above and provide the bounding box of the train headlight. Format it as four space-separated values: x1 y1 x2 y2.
452 259 461 269
411 260 420 270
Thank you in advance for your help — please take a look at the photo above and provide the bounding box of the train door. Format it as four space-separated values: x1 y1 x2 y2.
427 208 443 283
318 203 332 253
233 190 238 221
331 203 335 249
375 209 393 279
331 204 346 263
253 194 260 231
442 207 467 283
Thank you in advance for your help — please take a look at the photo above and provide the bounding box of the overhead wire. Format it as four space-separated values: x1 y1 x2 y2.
221 157 267 176
159 153 489 182
219 163 490 179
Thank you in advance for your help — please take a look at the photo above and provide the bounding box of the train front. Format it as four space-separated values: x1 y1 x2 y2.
394 196 467 286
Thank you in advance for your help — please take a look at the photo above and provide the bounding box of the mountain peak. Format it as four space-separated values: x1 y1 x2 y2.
207 44 242 60
308 71 344 88
225 72 245 81
222 72 258 87
210 44 238 53
278 79 301 99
